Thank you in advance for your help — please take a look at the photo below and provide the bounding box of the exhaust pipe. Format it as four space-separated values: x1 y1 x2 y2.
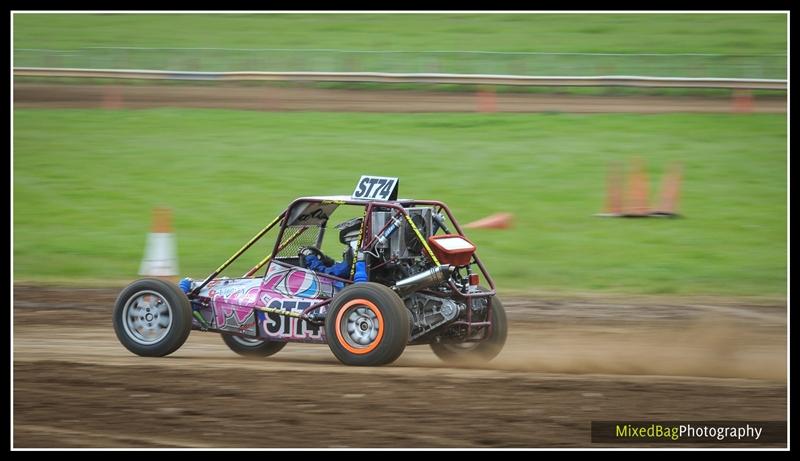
392 265 454 298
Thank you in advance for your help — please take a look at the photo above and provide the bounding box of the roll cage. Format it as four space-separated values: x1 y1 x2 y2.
188 196 497 339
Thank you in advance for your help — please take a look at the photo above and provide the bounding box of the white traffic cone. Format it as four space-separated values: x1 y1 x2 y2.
139 207 179 280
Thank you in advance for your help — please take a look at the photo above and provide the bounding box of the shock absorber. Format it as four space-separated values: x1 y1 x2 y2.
375 216 402 247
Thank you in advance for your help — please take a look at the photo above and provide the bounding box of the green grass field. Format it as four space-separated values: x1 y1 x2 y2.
13 13 786 53
11 11 788 295
13 14 787 80
13 110 787 296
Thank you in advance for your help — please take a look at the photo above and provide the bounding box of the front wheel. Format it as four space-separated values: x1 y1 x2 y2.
221 333 287 357
430 291 507 364
113 278 193 357
325 282 410 366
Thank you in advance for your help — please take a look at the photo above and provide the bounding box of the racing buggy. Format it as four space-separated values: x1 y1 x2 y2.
113 176 506 366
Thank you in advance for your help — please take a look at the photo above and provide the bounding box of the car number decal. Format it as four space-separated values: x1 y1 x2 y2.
352 175 399 201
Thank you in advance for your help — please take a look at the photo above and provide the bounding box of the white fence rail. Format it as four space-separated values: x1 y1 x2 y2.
13 67 788 90
14 47 787 80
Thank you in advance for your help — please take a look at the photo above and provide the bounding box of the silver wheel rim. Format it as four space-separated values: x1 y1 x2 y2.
122 290 174 345
340 305 380 349
230 335 265 347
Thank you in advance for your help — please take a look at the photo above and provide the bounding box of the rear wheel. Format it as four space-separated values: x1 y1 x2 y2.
221 333 287 357
113 278 193 357
325 282 409 366
430 291 507 364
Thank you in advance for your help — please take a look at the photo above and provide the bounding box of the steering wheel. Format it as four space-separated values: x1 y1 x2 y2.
298 246 334 269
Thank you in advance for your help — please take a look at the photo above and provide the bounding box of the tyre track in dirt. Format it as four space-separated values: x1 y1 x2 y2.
12 286 787 448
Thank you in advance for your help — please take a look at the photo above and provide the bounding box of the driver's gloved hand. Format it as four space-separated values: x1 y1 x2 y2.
299 246 335 267
303 254 327 272
304 254 351 278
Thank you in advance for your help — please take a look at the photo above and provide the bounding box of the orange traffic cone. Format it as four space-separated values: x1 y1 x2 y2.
463 212 514 230
623 157 650 217
103 85 124 110
595 161 625 217
477 87 497 113
732 90 754 114
139 207 179 281
650 162 683 217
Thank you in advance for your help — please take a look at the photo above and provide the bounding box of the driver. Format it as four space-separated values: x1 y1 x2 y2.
298 217 362 279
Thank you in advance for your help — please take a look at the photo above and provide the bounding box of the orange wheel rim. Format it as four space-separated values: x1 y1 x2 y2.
335 299 384 355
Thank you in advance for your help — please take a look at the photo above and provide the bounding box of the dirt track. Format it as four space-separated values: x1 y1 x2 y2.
13 286 786 448
14 83 787 113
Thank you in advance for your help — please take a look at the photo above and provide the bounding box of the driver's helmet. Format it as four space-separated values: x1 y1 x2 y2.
335 217 363 244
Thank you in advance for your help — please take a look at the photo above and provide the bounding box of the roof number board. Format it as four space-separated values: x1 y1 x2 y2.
352 175 399 201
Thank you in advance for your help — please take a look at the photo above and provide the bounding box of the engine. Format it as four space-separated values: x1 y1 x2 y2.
366 207 439 286
370 207 433 260
364 206 484 341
